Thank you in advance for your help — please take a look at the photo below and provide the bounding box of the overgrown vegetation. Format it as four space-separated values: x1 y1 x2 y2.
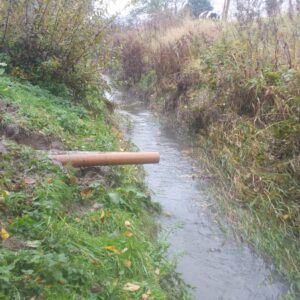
0 0 110 104
0 1 190 298
0 75 189 298
114 7 300 297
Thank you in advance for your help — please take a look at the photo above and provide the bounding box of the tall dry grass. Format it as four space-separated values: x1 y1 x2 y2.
114 13 300 295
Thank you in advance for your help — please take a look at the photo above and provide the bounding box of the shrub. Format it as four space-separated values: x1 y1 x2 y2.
0 0 110 102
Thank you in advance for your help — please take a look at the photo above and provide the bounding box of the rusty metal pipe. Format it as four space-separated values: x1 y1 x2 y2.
49 152 160 167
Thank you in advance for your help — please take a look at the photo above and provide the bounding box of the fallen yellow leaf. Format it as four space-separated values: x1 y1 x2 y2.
281 214 289 221
123 282 140 292
0 228 10 240
124 220 131 227
124 231 133 237
104 246 122 254
121 247 129 254
155 268 160 276
34 276 42 283
80 188 94 198
69 176 77 185
141 294 149 300
75 217 81 223
100 209 105 223
124 259 132 268
0 190 10 198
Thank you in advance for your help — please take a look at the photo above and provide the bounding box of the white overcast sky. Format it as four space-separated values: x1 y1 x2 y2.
107 0 225 16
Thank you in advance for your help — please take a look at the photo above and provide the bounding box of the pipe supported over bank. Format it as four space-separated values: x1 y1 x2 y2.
49 152 160 167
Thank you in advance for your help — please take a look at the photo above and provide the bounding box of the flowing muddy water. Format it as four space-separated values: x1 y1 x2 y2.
109 87 287 299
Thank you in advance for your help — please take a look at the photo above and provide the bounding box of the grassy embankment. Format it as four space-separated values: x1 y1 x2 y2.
0 75 188 299
114 15 300 296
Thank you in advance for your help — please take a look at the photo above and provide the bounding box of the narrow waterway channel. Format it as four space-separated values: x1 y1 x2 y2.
108 86 287 300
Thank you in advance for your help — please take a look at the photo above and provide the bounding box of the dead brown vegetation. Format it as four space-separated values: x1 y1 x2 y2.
114 13 300 295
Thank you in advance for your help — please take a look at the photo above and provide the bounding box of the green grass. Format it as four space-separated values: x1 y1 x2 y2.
0 76 189 299
0 76 116 151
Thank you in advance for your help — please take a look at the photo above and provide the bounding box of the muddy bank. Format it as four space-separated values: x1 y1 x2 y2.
0 100 63 150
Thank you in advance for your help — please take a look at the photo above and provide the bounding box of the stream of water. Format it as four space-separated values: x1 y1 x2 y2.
108 86 287 300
